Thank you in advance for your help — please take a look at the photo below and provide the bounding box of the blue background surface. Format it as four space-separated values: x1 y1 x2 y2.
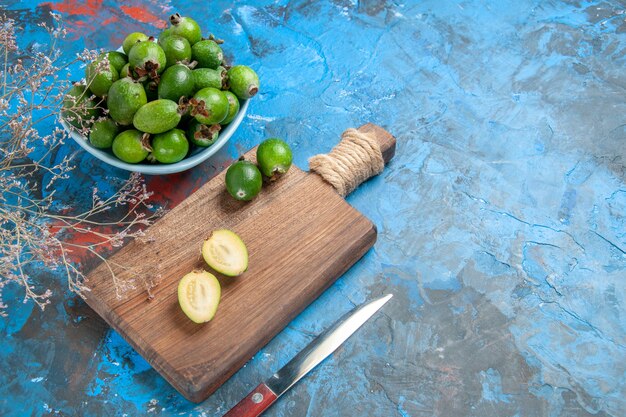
1 0 625 416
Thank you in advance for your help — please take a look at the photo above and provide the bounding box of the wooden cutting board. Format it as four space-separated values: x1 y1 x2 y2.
84 123 396 403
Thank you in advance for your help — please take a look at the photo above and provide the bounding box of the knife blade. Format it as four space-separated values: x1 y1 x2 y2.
223 294 393 417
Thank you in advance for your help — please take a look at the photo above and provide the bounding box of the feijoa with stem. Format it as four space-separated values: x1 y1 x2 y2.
221 90 240 125
192 67 226 90
191 40 223 69
178 270 221 323
160 35 191 67
186 119 220 147
112 129 151 163
169 13 202 45
107 78 147 125
256 138 293 179
191 87 229 124
158 64 194 102
128 40 167 77
225 160 262 201
122 32 149 55
227 65 259 99
150 128 189 163
202 229 249 277
133 99 183 134
89 118 119 149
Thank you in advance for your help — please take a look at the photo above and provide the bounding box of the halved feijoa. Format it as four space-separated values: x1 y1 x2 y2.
202 229 248 277
177 270 221 324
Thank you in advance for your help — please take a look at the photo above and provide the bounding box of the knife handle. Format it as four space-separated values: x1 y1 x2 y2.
223 383 278 417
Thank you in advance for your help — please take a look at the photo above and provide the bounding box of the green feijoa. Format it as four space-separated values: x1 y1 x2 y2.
169 13 202 45
158 28 173 44
221 91 240 125
160 35 191 67
192 87 229 125
106 51 128 73
85 57 118 97
62 84 100 129
192 68 226 91
133 99 182 134
151 128 189 163
128 41 167 75
227 65 259 100
122 32 149 55
256 138 293 179
119 63 131 78
89 118 119 149
186 119 220 147
112 129 150 163
225 160 262 201
158 64 194 102
107 78 147 125
191 40 223 69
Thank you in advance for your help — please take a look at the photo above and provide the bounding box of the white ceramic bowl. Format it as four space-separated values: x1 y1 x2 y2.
61 99 248 175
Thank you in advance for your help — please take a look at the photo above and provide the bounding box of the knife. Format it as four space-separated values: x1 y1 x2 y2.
223 294 393 417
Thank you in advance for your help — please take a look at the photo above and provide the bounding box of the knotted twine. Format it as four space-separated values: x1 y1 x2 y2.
309 128 384 197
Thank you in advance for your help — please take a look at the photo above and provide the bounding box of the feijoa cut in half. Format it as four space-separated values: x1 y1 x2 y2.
202 229 248 277
178 270 221 324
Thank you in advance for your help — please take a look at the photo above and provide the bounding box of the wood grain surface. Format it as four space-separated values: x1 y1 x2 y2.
84 124 396 402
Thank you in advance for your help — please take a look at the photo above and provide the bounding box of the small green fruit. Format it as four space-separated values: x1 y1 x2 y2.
133 99 182 134
112 129 150 163
227 65 259 99
160 35 192 67
191 40 223 69
256 138 293 179
106 51 128 73
128 40 167 75
225 160 262 201
158 64 194 102
221 91 240 125
151 128 189 163
62 84 100 129
186 119 220 147
89 118 119 149
192 87 229 125
122 32 149 55
169 13 202 45
85 58 118 97
107 78 147 125
192 68 226 91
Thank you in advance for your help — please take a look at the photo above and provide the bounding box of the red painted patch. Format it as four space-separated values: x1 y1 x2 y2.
40 0 103 16
120 5 167 29
101 16 118 26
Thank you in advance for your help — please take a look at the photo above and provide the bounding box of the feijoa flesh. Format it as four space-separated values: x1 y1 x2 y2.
178 270 221 323
202 229 248 276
